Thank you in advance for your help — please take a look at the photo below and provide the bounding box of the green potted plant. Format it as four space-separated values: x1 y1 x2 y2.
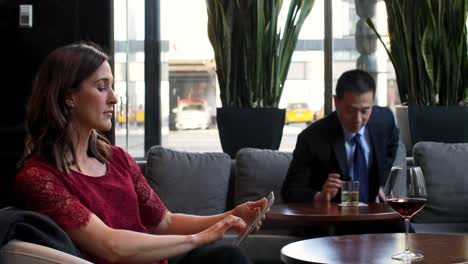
206 0 314 157
367 0 468 151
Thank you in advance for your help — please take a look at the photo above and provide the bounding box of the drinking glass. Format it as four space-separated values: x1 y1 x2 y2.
385 166 427 262
340 181 359 206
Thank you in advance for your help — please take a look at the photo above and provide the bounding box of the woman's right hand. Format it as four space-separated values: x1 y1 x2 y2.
193 215 246 246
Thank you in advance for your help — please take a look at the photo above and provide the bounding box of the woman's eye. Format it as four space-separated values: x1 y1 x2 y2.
97 87 105 92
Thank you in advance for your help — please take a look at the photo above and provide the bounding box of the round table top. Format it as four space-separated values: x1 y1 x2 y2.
281 233 468 264
267 201 399 225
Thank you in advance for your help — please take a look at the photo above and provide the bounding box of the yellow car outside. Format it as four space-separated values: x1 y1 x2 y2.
117 111 135 126
135 110 144 125
117 111 127 124
285 102 314 125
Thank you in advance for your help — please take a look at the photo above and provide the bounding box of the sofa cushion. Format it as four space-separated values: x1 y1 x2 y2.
234 148 292 206
145 146 232 215
412 142 468 223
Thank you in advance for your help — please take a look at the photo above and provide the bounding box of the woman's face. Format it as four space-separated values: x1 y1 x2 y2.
69 61 117 132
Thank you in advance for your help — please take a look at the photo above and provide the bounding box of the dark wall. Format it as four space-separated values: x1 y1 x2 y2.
0 0 113 207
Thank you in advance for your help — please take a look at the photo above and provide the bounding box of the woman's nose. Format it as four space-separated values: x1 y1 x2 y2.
109 89 118 104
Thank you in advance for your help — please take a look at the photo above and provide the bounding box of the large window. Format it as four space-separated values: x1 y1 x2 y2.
113 0 145 157
114 0 397 157
159 0 219 152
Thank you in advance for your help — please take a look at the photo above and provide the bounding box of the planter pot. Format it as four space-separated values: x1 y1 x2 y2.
408 105 468 144
216 108 285 158
394 105 412 157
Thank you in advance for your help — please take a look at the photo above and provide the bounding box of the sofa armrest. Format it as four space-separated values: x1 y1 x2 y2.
136 160 146 174
412 223 468 234
0 240 92 264
406 157 414 166
224 234 302 264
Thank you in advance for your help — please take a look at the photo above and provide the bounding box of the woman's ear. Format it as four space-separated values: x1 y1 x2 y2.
65 94 75 108
66 99 75 108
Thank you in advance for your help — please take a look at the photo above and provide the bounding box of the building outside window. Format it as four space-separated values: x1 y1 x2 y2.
114 0 397 158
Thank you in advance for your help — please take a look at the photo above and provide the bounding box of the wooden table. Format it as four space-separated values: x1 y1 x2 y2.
267 201 400 226
281 233 468 264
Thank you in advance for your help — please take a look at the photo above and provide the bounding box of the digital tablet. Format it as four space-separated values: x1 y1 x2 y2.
233 191 275 246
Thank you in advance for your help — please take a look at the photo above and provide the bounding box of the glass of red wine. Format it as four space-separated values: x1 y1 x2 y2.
385 166 427 262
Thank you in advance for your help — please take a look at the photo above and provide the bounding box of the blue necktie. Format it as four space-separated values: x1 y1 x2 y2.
353 134 368 202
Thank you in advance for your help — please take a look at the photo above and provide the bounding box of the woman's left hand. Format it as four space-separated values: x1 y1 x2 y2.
232 197 268 234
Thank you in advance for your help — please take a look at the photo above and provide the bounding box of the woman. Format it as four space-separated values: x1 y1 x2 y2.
15 42 266 264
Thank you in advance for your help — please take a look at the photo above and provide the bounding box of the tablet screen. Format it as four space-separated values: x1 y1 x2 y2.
232 191 275 246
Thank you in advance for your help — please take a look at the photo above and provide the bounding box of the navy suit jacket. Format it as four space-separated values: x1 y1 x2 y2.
282 106 399 203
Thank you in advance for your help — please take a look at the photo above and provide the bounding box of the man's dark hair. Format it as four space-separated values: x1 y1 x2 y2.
335 69 376 99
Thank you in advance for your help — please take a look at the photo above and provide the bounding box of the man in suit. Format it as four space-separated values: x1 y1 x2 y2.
282 69 399 204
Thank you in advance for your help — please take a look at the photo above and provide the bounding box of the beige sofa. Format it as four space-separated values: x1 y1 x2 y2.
0 240 91 264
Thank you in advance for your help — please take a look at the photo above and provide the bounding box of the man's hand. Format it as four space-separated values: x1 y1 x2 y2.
314 173 342 201
375 187 386 203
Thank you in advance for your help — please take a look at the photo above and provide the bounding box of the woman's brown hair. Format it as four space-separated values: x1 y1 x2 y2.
20 42 112 172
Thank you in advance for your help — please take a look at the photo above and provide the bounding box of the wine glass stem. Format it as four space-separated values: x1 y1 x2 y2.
404 218 410 253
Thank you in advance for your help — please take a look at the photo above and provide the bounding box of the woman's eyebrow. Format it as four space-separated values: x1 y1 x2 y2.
94 77 114 84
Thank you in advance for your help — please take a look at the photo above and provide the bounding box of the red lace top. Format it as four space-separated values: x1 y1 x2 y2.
15 146 168 264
